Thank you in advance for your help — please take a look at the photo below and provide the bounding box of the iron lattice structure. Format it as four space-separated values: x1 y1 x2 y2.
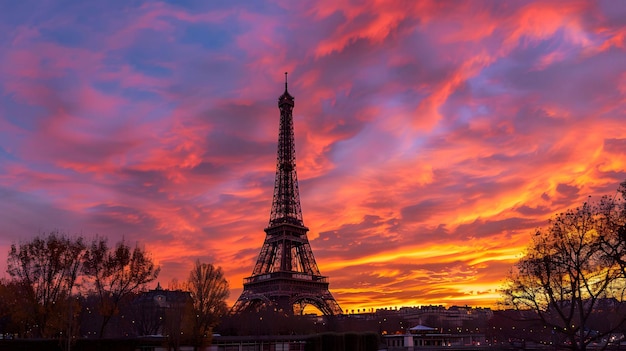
231 74 342 316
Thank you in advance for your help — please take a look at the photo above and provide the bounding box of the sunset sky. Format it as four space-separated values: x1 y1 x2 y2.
1 1 626 313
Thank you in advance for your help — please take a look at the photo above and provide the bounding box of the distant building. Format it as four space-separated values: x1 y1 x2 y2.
394 305 493 328
130 283 192 337
383 324 486 350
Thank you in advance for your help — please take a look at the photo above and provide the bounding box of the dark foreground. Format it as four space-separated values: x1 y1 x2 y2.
0 335 624 351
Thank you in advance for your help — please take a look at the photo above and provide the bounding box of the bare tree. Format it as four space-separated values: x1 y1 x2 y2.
82 237 160 338
187 260 229 350
502 181 626 351
597 181 626 291
6 231 85 338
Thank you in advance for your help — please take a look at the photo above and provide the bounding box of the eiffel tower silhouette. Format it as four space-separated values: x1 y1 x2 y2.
231 73 342 316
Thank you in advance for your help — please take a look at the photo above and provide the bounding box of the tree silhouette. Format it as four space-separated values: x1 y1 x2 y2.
6 231 85 338
187 260 229 350
81 237 160 338
502 181 626 351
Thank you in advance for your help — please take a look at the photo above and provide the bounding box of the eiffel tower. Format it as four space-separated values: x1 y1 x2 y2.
231 73 342 316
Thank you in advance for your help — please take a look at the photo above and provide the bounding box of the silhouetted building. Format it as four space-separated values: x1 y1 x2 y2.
396 305 493 329
130 283 191 337
383 324 485 349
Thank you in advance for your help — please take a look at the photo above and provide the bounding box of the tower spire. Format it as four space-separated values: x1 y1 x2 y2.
271 71 300 226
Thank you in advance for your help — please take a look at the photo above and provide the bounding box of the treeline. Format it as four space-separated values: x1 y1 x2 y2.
0 231 229 349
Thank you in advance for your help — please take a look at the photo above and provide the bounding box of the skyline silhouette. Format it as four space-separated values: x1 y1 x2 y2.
0 1 625 312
